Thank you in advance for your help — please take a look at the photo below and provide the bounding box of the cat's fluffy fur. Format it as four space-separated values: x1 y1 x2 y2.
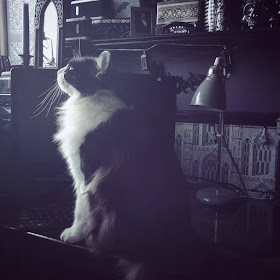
54 51 134 244
54 51 203 279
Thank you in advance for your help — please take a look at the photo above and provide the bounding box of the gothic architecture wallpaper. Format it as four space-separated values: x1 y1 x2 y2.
175 120 280 198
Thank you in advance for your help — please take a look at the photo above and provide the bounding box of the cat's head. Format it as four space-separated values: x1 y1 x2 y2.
57 51 111 97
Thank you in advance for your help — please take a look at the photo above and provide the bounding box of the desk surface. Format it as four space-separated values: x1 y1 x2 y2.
1 182 280 280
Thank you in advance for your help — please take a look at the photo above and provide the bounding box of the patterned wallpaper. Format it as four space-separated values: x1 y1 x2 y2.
175 122 280 198
7 0 36 66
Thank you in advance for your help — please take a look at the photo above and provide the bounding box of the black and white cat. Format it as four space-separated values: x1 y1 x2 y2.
54 51 134 244
54 51 205 279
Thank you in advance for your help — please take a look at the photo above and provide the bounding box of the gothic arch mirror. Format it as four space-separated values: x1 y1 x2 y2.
34 0 64 68
42 2 58 67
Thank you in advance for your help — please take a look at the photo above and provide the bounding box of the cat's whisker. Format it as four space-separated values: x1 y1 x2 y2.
32 87 61 118
36 83 60 106
37 83 61 106
52 87 63 106
46 88 61 115
34 89 57 114
36 85 59 108
37 82 59 99
46 90 61 117
36 84 57 100
31 98 54 118
56 90 64 107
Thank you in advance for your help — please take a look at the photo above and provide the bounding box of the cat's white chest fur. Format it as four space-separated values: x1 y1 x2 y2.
54 90 131 191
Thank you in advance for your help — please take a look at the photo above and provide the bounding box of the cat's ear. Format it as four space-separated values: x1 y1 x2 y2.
96 51 111 76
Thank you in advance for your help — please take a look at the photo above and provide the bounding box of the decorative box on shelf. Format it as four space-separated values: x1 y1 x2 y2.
156 0 200 35
91 18 130 39
156 0 200 25
155 22 197 35
65 18 130 40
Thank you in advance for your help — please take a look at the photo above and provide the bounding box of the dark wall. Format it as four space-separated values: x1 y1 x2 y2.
226 43 280 113
111 42 280 114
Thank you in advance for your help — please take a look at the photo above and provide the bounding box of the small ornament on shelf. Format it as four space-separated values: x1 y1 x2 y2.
140 51 150 71
162 21 197 34
241 0 280 29
204 0 242 32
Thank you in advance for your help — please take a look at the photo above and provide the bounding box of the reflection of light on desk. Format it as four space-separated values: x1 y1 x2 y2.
190 192 274 255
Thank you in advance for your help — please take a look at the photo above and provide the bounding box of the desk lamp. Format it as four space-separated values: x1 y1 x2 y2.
191 57 240 206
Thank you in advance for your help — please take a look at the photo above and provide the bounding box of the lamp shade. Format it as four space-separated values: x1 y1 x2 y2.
191 57 226 112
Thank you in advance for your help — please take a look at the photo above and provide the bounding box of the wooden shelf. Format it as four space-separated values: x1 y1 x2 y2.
65 28 280 50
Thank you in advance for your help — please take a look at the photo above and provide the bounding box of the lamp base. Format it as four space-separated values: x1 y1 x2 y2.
196 187 241 207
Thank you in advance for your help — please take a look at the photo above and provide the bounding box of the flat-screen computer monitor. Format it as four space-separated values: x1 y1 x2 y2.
8 68 177 192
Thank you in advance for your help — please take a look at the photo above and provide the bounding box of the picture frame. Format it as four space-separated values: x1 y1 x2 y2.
113 0 140 18
130 7 156 37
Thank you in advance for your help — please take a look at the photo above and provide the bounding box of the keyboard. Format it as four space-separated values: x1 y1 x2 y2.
17 204 73 233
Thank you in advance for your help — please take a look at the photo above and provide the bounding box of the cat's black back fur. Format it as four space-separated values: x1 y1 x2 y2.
80 109 137 186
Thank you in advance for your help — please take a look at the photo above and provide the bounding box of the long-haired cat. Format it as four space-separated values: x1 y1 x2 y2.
54 51 213 279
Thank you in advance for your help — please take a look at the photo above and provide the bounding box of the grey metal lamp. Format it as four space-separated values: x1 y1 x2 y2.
191 57 226 112
191 57 240 206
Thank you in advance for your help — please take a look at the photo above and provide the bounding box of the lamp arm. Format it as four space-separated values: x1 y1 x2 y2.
217 111 248 196
216 112 223 184
221 134 248 196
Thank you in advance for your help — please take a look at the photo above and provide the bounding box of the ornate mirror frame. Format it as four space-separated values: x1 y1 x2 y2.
34 0 64 69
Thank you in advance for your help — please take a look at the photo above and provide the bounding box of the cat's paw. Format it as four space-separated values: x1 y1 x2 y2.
60 227 85 244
